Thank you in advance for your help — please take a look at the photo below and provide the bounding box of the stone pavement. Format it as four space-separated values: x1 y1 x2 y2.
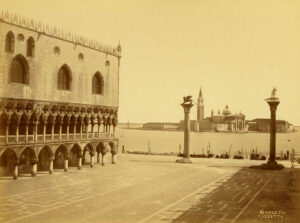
0 154 295 223
143 168 289 223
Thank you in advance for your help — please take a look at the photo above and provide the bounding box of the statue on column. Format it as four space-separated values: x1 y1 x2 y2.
271 87 277 98
183 96 193 104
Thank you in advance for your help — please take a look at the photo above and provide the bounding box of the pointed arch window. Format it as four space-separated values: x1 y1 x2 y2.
10 55 29 84
92 72 104 95
27 37 35 57
5 31 15 53
58 65 72 90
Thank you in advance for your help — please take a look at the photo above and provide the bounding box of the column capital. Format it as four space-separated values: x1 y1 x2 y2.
266 98 280 110
65 115 71 123
181 102 194 113
31 159 38 164
14 160 19 166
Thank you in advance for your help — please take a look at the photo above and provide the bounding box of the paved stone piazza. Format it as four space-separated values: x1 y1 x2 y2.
0 154 295 223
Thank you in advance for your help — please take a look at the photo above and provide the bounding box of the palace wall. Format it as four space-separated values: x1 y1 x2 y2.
0 20 120 108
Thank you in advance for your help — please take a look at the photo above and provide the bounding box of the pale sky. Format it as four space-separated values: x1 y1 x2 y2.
2 0 300 125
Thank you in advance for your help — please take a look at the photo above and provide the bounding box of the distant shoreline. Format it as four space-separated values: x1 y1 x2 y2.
117 127 297 134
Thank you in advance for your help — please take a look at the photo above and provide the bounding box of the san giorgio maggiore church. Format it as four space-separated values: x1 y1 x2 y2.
0 12 121 179
181 89 248 132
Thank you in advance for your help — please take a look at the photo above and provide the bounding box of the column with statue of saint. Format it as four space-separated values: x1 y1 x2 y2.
251 88 284 170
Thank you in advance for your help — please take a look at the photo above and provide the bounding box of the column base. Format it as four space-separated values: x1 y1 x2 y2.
176 158 192 163
267 160 277 165
250 161 284 170
31 172 36 177
49 170 53 174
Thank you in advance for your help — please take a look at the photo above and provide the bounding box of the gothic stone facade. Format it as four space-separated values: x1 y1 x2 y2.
0 12 121 179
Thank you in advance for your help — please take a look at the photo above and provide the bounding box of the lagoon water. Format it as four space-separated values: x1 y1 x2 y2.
116 128 300 156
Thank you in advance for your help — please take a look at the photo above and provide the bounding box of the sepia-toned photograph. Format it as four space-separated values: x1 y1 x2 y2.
0 0 300 222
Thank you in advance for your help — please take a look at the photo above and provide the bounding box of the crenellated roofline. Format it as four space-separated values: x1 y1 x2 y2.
0 11 122 58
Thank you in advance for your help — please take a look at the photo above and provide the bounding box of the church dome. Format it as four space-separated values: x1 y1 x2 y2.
222 104 231 115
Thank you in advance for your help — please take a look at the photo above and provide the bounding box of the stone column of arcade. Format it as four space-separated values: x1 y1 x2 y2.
111 143 118 164
80 121 83 139
78 152 82 170
51 119 55 141
5 118 10 143
91 123 95 139
13 161 19 180
31 159 38 177
49 156 54 174
16 119 20 142
73 119 77 140
33 121 38 142
64 158 68 172
43 119 47 142
101 145 108 166
59 119 63 140
66 117 70 140
96 150 100 163
86 123 89 139
98 120 102 138
90 151 94 168
177 96 193 163
25 119 29 142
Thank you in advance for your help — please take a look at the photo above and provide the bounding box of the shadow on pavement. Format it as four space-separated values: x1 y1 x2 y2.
169 167 298 223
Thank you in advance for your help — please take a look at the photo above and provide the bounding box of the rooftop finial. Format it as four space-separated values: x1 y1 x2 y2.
0 11 120 56
117 40 122 52
199 88 203 97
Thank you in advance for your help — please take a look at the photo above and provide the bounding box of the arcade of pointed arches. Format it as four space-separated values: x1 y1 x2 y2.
0 141 118 179
0 99 119 179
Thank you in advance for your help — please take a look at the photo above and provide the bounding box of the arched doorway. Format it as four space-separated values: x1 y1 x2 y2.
54 145 68 169
69 144 81 167
19 147 37 175
38 146 52 171
0 148 17 176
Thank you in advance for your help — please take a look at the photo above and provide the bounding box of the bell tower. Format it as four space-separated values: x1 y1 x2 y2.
197 88 204 123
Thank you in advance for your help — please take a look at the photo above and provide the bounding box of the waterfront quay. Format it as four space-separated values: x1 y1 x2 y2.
1 153 298 223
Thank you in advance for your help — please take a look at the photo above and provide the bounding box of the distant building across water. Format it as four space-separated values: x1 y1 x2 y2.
248 119 295 133
180 88 248 132
118 122 144 129
143 122 179 130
